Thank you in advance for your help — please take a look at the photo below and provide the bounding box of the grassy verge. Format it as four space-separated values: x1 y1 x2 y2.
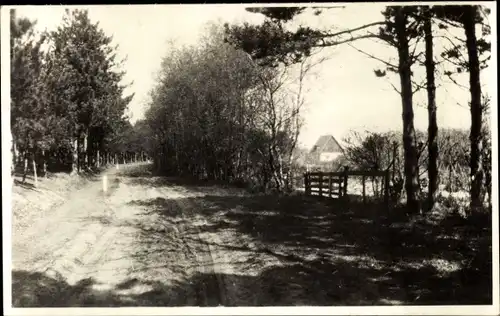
11 167 107 234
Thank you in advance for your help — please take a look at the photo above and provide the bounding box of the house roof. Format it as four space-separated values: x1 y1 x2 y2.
310 135 343 153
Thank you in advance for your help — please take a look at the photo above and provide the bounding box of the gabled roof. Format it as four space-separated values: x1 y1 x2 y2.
310 135 343 153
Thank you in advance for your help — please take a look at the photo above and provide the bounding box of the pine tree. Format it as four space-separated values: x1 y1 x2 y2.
44 9 133 173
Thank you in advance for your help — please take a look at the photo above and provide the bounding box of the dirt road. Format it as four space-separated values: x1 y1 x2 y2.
11 163 492 307
11 163 286 307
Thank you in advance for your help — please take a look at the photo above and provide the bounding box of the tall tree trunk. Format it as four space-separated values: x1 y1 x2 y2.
71 138 78 175
424 7 439 212
395 8 420 214
462 5 484 213
42 149 48 178
268 145 281 192
96 149 100 168
73 137 81 173
83 132 88 169
22 151 29 183
12 139 18 174
18 149 24 165
32 150 38 187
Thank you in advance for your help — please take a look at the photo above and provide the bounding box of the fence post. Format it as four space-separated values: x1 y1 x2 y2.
362 175 366 204
304 173 310 196
342 167 349 199
328 174 332 198
338 178 343 197
384 169 390 208
319 173 323 197
392 141 398 179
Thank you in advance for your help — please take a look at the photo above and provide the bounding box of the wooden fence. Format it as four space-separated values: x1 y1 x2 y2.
304 168 390 205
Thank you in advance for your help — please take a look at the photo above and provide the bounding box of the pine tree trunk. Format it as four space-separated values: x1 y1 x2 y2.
96 150 100 168
72 138 79 174
83 133 88 169
395 8 420 214
463 6 484 213
19 149 24 165
32 150 38 187
424 7 438 212
42 149 48 178
12 139 18 174
22 151 29 183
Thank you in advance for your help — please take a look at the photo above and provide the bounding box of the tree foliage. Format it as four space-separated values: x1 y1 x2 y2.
224 5 492 214
144 24 314 192
11 9 135 175
10 10 47 153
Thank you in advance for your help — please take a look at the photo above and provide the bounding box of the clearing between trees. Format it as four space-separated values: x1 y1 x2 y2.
11 163 492 307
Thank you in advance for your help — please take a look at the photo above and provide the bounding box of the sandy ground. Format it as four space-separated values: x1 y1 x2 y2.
11 163 287 306
11 163 492 307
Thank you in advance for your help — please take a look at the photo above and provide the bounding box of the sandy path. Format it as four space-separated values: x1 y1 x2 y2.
11 163 261 306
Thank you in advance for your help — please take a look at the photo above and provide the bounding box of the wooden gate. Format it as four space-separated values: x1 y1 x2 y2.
304 169 390 205
304 172 346 198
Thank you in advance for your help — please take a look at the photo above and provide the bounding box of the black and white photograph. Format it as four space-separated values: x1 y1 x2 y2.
1 3 498 315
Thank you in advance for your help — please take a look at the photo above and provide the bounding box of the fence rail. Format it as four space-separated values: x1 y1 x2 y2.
304 168 390 205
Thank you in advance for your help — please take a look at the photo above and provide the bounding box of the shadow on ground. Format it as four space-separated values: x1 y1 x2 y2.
127 194 492 305
12 250 491 307
12 168 492 307
139 193 488 306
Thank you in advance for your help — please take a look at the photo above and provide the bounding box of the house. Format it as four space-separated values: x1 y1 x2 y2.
307 135 344 167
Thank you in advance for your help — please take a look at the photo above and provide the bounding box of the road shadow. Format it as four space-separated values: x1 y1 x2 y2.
13 179 39 191
12 269 222 307
12 249 491 307
124 191 492 306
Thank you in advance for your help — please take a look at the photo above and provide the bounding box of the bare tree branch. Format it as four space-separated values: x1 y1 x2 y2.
389 81 402 95
346 42 398 68
443 72 470 90
318 21 387 39
412 79 428 95
316 34 382 47
435 34 468 64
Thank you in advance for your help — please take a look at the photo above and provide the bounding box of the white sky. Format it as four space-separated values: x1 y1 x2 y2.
13 3 496 149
